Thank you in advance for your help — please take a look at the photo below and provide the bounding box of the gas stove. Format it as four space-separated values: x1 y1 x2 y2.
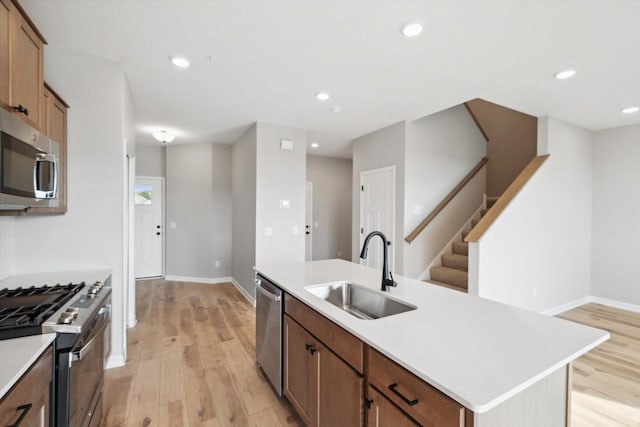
0 280 111 339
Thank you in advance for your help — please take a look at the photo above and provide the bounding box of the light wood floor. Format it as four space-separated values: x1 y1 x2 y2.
101 279 303 427
103 282 640 426
559 303 640 427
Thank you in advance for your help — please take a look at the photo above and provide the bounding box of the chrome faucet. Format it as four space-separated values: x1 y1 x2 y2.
359 231 397 292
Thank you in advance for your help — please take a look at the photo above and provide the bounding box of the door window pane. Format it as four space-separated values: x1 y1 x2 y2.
135 184 152 205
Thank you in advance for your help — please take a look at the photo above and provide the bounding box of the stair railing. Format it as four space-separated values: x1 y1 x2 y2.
404 157 489 244
465 155 549 242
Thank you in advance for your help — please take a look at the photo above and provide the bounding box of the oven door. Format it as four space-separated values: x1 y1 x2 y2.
69 305 110 427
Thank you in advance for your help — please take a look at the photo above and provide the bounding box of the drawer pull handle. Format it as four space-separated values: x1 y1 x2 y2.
9 403 33 427
389 383 419 406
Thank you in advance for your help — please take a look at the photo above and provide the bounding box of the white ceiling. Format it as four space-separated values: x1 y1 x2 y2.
21 0 640 158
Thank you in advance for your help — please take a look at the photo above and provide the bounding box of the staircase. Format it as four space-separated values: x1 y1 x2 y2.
427 197 498 292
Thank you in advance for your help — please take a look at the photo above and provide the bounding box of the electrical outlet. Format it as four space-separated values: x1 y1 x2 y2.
532 288 538 298
170 222 177 229
280 200 290 208
265 227 273 236
214 260 220 268
293 226 299 235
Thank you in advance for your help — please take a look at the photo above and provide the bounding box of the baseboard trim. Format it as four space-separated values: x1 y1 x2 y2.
541 296 592 316
542 295 640 316
590 296 640 314
232 278 256 307
105 353 125 369
164 275 233 284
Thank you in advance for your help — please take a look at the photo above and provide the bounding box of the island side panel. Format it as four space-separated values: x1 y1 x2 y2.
474 366 568 427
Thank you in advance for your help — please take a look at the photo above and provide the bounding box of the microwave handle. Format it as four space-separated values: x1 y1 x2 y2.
34 153 57 197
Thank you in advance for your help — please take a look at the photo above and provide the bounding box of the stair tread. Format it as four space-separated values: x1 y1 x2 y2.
430 266 468 289
441 253 469 271
451 241 468 255
425 279 467 292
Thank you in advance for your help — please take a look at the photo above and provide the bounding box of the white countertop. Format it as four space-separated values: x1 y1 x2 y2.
255 259 609 413
0 268 112 289
0 334 56 400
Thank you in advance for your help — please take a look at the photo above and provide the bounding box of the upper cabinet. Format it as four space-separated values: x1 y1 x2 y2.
0 0 46 130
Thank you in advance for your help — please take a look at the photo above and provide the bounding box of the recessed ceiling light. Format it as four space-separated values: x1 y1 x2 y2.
554 69 576 80
330 106 343 113
311 142 319 148
400 20 424 37
170 56 190 68
622 106 639 114
152 130 175 143
316 92 330 101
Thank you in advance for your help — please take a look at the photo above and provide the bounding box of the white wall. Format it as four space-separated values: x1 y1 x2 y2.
12 47 130 365
475 117 592 311
136 145 165 177
403 105 486 277
592 123 640 305
255 123 306 267
0 218 16 280
231 124 257 298
306 155 352 260
352 121 406 272
166 143 232 279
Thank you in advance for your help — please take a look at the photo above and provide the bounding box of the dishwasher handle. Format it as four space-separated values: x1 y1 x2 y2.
255 278 281 302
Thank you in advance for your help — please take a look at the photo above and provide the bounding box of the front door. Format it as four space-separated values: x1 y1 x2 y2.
359 166 395 271
134 177 163 278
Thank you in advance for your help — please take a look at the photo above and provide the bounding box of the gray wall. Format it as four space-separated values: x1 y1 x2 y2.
166 143 232 278
11 47 131 364
592 123 640 305
231 125 257 298
255 123 307 267
306 155 352 260
352 121 406 272
136 144 165 177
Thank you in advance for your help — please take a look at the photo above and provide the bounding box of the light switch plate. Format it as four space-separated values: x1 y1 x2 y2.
280 139 294 150
170 222 177 229
264 227 273 236
280 200 290 208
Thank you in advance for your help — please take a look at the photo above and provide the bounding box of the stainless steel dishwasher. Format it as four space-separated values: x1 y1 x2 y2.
255 274 283 396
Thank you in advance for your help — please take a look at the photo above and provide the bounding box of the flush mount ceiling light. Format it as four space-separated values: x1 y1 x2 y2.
311 142 319 148
152 130 176 143
622 106 639 114
170 56 190 68
400 20 424 37
554 69 576 80
316 92 330 101
330 106 343 113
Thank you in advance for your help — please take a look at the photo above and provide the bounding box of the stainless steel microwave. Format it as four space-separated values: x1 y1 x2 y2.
0 108 58 210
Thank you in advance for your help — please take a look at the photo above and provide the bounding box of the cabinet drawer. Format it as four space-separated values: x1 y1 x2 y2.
367 348 467 427
0 346 52 427
285 294 364 373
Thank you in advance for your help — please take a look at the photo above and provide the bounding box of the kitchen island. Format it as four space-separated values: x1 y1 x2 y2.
255 259 609 427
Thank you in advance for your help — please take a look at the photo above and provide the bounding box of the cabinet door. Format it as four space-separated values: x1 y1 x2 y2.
283 315 315 426
0 347 52 427
44 85 67 212
317 341 363 427
366 385 418 427
0 0 11 108
10 8 44 129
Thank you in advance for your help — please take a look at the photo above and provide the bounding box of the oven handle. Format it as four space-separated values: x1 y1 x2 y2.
71 305 110 363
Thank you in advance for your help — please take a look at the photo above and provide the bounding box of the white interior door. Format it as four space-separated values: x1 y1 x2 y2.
360 166 395 271
305 181 313 261
134 177 164 278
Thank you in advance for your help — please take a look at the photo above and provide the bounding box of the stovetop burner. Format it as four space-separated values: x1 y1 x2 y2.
0 283 85 339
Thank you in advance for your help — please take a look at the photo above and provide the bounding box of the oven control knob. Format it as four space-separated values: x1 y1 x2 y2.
94 281 104 290
88 286 99 296
65 307 79 318
58 313 74 324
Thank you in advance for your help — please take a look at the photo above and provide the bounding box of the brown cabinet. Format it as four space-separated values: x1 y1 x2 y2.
366 385 419 427
0 346 53 427
284 314 364 427
0 0 46 130
368 347 470 427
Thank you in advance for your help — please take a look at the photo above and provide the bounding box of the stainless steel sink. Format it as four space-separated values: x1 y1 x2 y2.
306 282 416 320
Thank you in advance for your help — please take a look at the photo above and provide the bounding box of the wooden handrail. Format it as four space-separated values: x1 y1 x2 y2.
465 155 550 243
404 157 489 244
